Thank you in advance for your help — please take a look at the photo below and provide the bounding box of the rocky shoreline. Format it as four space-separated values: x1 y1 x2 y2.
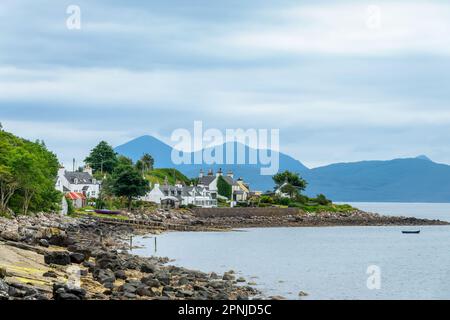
121 208 449 230
0 209 447 300
0 213 258 300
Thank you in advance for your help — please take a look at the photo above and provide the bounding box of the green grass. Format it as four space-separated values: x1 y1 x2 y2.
296 203 356 213
70 209 130 221
145 168 191 186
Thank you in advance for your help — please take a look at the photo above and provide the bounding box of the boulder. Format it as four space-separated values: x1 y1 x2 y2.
0 279 9 293
93 269 116 285
136 286 154 297
69 252 85 264
0 291 9 300
38 239 49 248
140 262 157 274
43 271 58 278
0 267 7 279
114 270 127 280
53 283 86 300
178 277 189 286
44 251 71 266
222 273 235 281
141 277 160 288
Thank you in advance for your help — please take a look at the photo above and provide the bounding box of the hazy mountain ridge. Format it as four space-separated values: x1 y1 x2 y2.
115 135 450 202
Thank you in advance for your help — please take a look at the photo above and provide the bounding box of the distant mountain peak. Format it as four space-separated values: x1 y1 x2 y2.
416 155 432 161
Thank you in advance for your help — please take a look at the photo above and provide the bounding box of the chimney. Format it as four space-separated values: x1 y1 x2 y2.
199 169 204 178
83 164 93 176
216 168 223 177
208 169 213 176
227 170 234 179
58 165 66 177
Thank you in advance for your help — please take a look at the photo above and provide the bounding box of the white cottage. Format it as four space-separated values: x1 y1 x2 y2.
55 165 101 199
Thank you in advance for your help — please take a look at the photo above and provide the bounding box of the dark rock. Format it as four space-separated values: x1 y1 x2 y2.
0 291 9 300
55 292 81 300
0 267 6 279
163 285 174 293
93 269 116 285
155 272 170 286
38 239 49 248
48 234 68 247
44 251 71 266
8 286 27 298
43 271 58 278
103 282 114 290
136 286 154 297
69 252 85 264
141 277 160 288
120 283 137 294
222 273 235 281
209 272 219 279
193 285 207 292
0 279 9 293
236 277 246 283
123 292 137 299
178 277 190 286
115 270 127 280
96 253 122 271
214 292 230 300
53 283 86 300
178 289 194 297
140 262 157 274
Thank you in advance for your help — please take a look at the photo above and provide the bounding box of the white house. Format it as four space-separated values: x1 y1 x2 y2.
197 168 250 202
55 165 101 199
142 182 217 208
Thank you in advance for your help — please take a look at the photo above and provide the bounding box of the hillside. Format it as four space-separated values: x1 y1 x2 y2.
115 135 450 202
304 157 450 202
115 135 308 191
144 168 192 186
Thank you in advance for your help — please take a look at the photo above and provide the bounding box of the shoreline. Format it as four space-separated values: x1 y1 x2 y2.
1 208 447 300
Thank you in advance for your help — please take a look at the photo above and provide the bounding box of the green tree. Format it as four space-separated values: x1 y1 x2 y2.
272 170 308 198
0 129 60 215
110 160 150 211
84 141 118 174
217 175 232 200
141 153 154 172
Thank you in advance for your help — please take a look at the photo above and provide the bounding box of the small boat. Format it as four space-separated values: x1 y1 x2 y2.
402 230 420 234
94 209 122 215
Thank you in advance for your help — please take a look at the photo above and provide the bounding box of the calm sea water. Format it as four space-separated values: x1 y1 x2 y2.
132 203 450 300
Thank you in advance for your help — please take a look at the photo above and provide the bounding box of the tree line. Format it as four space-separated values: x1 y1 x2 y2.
0 126 60 216
84 141 153 210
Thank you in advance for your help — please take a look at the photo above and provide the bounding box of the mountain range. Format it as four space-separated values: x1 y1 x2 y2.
115 135 450 203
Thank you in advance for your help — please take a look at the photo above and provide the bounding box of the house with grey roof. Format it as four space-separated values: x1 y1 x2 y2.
55 165 101 199
197 168 250 203
142 182 217 208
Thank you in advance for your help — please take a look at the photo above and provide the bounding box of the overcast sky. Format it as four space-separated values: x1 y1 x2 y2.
1 0 450 168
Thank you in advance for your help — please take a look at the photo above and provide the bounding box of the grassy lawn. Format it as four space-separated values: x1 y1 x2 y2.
70 210 130 221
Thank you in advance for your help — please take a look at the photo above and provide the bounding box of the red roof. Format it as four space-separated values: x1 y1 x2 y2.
65 192 86 200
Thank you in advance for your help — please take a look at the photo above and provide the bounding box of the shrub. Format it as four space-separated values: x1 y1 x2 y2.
259 195 274 204
315 194 332 205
